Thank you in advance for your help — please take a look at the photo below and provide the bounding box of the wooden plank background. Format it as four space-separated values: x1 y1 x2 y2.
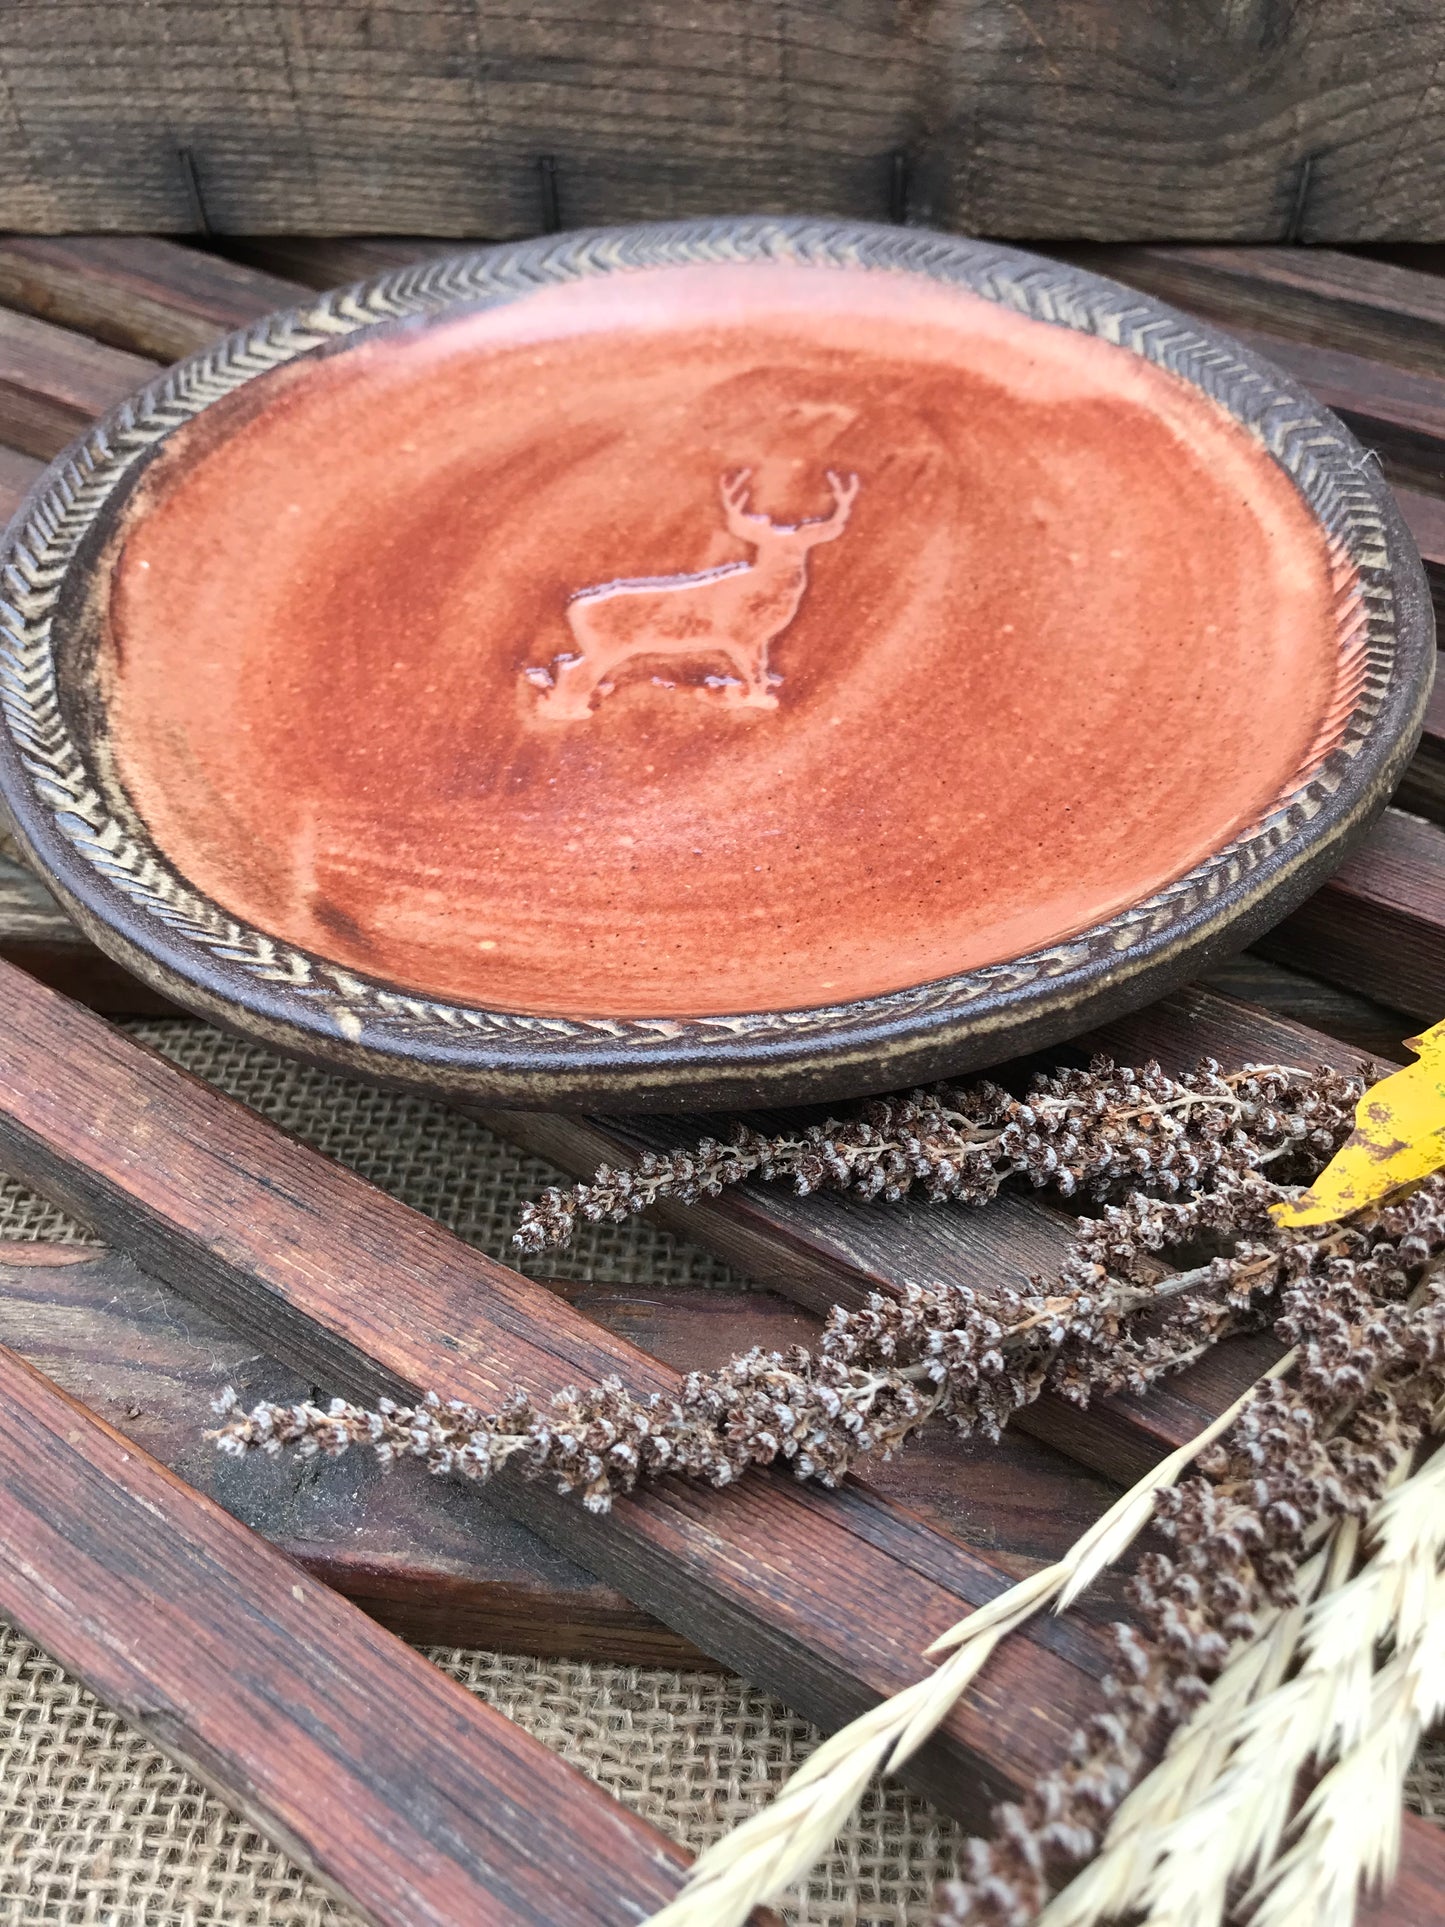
4 3 1445 239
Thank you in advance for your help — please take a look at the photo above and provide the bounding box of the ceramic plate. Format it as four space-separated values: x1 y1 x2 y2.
0 222 1433 1109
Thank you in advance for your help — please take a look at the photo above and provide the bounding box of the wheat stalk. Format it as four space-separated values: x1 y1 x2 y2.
1246 1485 1445 1927
641 1365 1287 1927
1034 1438 1445 1927
1031 1542 1333 1927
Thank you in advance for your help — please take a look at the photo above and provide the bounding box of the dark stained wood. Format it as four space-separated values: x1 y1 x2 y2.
0 308 158 461
220 236 460 289
1057 245 1445 379
1260 807 1445 1020
1393 496 1445 661
0 443 42 524
1225 328 1445 498
0 852 179 1014
1361 1817 1445 1927
1195 953 1415 1059
0 958 1125 1828
1395 665 1445 823
3 5 1445 241
0 1340 700 1926
0 1239 1119 1657
0 236 302 361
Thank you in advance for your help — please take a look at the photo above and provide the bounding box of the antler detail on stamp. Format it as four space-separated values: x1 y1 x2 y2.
525 468 860 718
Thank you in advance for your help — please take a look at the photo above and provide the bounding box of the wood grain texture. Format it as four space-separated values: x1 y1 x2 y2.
1395 666 1445 822
0 236 302 361
220 236 461 289
0 957 1125 1827
1360 1817 1445 1927
0 443 42 525
1059 244 1445 378
1393 494 1445 634
1226 326 1445 497
1260 806 1445 1019
5 5 1445 239
1196 953 1417 1057
0 1240 1119 1658
0 1340 699 1927
0 308 158 461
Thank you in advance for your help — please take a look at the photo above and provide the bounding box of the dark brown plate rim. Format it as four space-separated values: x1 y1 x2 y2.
0 218 1435 1111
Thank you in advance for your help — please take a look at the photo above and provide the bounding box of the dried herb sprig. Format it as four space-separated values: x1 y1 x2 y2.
1118 1445 1445 1927
212 1118 1354 1513
513 1059 1361 1255
935 1183 1445 1927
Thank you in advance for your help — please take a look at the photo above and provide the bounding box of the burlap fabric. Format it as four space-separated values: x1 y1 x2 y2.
0 1019 1439 1925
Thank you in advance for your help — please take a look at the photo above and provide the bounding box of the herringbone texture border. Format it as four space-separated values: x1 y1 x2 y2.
0 220 1409 1072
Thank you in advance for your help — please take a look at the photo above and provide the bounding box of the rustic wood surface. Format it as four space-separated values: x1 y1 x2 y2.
0 1239 1121 1660
4 5 1445 240
0 955 1127 1828
0 235 300 361
0 1339 702 1927
1 231 1444 1916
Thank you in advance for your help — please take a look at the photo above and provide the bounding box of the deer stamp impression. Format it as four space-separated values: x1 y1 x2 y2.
527 468 859 717
3 224 1430 1108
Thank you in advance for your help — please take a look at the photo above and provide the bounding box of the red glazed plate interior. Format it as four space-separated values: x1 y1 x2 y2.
99 260 1353 1021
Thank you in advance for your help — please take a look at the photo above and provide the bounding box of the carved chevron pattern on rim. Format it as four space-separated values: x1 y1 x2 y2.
0 220 1410 1061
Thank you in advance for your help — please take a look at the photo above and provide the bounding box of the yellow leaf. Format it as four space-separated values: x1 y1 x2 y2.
1271 1019 1445 1227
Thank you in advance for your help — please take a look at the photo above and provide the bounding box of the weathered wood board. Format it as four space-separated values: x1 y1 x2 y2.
0 955 1126 1829
0 1240 1122 1662
4 5 1445 240
0 1340 703 1927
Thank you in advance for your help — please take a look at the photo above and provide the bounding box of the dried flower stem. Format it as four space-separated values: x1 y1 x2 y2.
937 1194 1445 1926
1245 1464 1445 1927
514 1061 1359 1255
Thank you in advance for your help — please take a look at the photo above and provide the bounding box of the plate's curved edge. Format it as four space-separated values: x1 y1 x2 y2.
0 217 1435 1110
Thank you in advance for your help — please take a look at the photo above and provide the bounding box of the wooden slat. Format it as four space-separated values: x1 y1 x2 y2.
3 4 1445 241
0 443 42 524
0 236 302 361
219 236 459 290
1393 494 1445 631
1396 669 1445 822
1057 245 1445 378
0 957 1123 1827
1196 953 1414 1058
1261 807 1445 1020
1227 327 1445 497
0 1339 698 1927
0 1239 1119 1659
2 1258 1436 1927
1361 1818 1445 1927
0 308 158 462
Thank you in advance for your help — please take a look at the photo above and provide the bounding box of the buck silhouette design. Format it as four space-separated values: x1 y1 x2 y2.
525 468 860 718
